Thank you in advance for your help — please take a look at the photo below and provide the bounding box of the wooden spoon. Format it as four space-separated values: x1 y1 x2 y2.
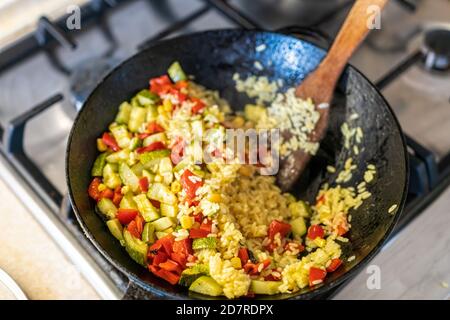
277 0 388 191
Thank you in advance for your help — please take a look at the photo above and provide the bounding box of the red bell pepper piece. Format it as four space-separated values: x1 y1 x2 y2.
191 97 205 114
200 219 212 233
154 268 180 285
268 220 291 240
102 132 120 151
88 177 102 201
171 252 187 268
189 228 210 239
238 248 250 265
326 258 343 273
158 234 175 256
117 208 138 225
135 215 144 235
112 186 123 206
100 188 114 200
139 177 149 193
147 122 165 134
337 223 348 236
168 88 187 104
159 259 182 275
264 272 281 281
150 75 172 94
180 169 203 199
150 199 160 209
127 221 140 238
309 267 327 287
136 141 166 154
174 80 188 89
172 238 193 256
307 225 325 240
152 251 168 266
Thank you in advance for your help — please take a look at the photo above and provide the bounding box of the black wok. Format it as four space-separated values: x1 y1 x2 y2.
66 29 408 299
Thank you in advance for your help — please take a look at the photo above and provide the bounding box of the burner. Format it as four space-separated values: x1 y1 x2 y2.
421 26 450 72
69 57 119 111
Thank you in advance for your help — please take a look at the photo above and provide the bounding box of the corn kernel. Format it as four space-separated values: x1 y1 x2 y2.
97 183 107 192
230 257 242 269
97 138 108 152
171 181 182 193
314 238 326 248
180 216 194 229
154 174 162 182
163 227 174 234
208 193 221 203
163 99 172 112
157 105 164 114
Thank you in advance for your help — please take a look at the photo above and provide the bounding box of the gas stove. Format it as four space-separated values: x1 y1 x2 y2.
0 0 449 299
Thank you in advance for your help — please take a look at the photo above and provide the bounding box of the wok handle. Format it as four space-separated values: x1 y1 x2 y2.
122 279 164 300
276 26 332 49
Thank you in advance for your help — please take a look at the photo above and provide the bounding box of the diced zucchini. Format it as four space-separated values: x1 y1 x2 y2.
192 237 217 250
160 203 178 218
131 162 145 176
146 105 159 122
189 276 222 297
141 223 155 244
151 217 174 231
119 163 140 192
106 149 130 163
140 149 171 165
173 157 190 173
129 137 141 151
244 104 267 123
148 183 177 205
103 163 122 189
115 102 132 124
97 198 117 219
136 89 160 106
158 157 173 174
250 280 281 295
128 106 147 132
123 230 148 266
168 61 187 82
289 200 311 218
291 217 307 237
106 218 124 243
131 96 141 108
142 169 155 182
179 266 208 287
91 152 107 177
155 231 170 239
97 138 108 152
133 194 160 222
109 124 131 149
120 192 138 209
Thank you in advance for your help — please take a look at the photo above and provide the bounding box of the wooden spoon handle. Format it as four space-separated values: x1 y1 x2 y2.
296 0 388 103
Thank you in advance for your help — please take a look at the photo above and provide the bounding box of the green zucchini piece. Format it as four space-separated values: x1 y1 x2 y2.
91 152 107 177
192 237 217 250
189 276 222 297
109 124 131 149
289 200 311 218
119 163 140 192
146 105 159 122
115 102 132 124
250 280 281 295
139 149 171 165
106 149 130 163
151 217 174 231
291 217 307 237
160 203 178 218
129 137 141 151
141 223 155 244
120 192 138 209
168 61 187 82
136 89 160 106
148 183 177 205
106 218 124 243
179 266 208 287
128 106 147 132
133 194 160 222
142 132 167 147
97 198 117 219
103 163 121 189
123 230 148 266
155 231 170 239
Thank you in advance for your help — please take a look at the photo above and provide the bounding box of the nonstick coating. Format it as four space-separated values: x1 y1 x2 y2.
66 29 408 299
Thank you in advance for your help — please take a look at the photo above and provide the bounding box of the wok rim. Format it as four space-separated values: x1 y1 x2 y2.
65 28 409 300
